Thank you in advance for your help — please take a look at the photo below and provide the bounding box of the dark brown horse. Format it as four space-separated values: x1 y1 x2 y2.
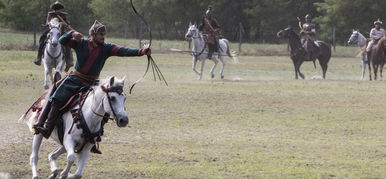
277 27 331 79
368 37 386 80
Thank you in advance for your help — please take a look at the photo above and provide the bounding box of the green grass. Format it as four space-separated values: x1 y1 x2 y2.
1 49 386 178
0 31 359 57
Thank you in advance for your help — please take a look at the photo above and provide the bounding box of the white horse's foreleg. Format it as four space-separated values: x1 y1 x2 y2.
30 134 43 179
210 57 218 79
48 146 66 178
60 139 77 179
72 145 93 179
199 58 205 80
219 56 227 79
192 57 201 76
43 60 51 89
55 56 64 74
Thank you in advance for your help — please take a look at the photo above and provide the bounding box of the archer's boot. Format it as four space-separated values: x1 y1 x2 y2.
35 100 62 138
33 101 52 134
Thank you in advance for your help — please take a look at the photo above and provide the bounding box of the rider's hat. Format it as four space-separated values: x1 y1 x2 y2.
50 1 64 11
89 20 107 35
374 19 382 25
305 14 312 20
206 5 213 16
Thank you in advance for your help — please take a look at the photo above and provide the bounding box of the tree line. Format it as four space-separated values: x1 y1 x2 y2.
1 0 386 44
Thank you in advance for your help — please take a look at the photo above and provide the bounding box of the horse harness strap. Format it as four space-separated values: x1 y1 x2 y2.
192 35 207 58
45 48 62 60
68 85 123 153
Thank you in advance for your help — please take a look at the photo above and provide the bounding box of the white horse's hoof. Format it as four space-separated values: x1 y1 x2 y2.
32 176 42 179
221 75 224 79
58 174 67 179
48 169 60 179
44 85 49 89
211 74 215 78
68 173 82 179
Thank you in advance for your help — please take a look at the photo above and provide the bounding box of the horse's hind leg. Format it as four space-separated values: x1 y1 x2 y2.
30 134 43 179
292 62 299 79
319 60 328 79
297 61 305 79
48 146 66 179
210 57 218 79
361 58 366 80
219 56 227 79
374 64 378 80
72 145 93 179
380 64 384 80
368 61 372 80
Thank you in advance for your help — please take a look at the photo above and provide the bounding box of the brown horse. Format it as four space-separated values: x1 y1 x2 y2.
368 37 386 80
277 27 331 79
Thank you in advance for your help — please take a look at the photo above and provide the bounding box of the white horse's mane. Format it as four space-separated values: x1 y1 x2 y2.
92 76 125 90
49 18 60 28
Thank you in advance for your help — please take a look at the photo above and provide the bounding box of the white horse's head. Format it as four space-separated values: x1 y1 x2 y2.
347 29 360 45
98 76 129 127
185 22 199 39
48 18 62 47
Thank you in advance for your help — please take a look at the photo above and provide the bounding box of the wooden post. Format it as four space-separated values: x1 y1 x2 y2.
33 21 37 49
332 26 336 52
238 22 245 52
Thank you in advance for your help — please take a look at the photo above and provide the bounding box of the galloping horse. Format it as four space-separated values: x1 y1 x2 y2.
43 18 65 89
20 76 129 179
185 23 236 80
369 37 386 80
347 30 369 80
277 27 331 79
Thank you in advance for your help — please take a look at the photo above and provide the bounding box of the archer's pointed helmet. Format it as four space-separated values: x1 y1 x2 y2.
50 1 64 11
89 20 107 35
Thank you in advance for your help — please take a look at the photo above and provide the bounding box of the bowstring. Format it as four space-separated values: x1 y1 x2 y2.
129 0 167 94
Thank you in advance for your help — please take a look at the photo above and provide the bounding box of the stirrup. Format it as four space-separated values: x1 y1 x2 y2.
91 145 102 154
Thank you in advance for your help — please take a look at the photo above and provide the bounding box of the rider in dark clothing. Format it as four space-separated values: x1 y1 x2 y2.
298 14 318 60
34 1 73 71
198 6 220 60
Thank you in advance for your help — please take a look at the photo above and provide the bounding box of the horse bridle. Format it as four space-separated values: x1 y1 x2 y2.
45 26 62 60
348 32 359 44
91 85 124 121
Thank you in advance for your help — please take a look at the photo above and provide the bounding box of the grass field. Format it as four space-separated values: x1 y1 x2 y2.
0 31 359 57
1 47 386 178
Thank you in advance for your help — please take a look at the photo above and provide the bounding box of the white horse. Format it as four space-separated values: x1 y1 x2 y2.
43 18 65 89
185 23 237 80
20 76 128 179
347 29 369 80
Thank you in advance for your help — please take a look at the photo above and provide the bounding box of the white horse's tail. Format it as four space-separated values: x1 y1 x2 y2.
18 93 48 133
223 39 239 64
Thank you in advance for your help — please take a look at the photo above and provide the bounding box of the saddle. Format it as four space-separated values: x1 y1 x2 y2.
202 34 219 52
301 37 320 61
